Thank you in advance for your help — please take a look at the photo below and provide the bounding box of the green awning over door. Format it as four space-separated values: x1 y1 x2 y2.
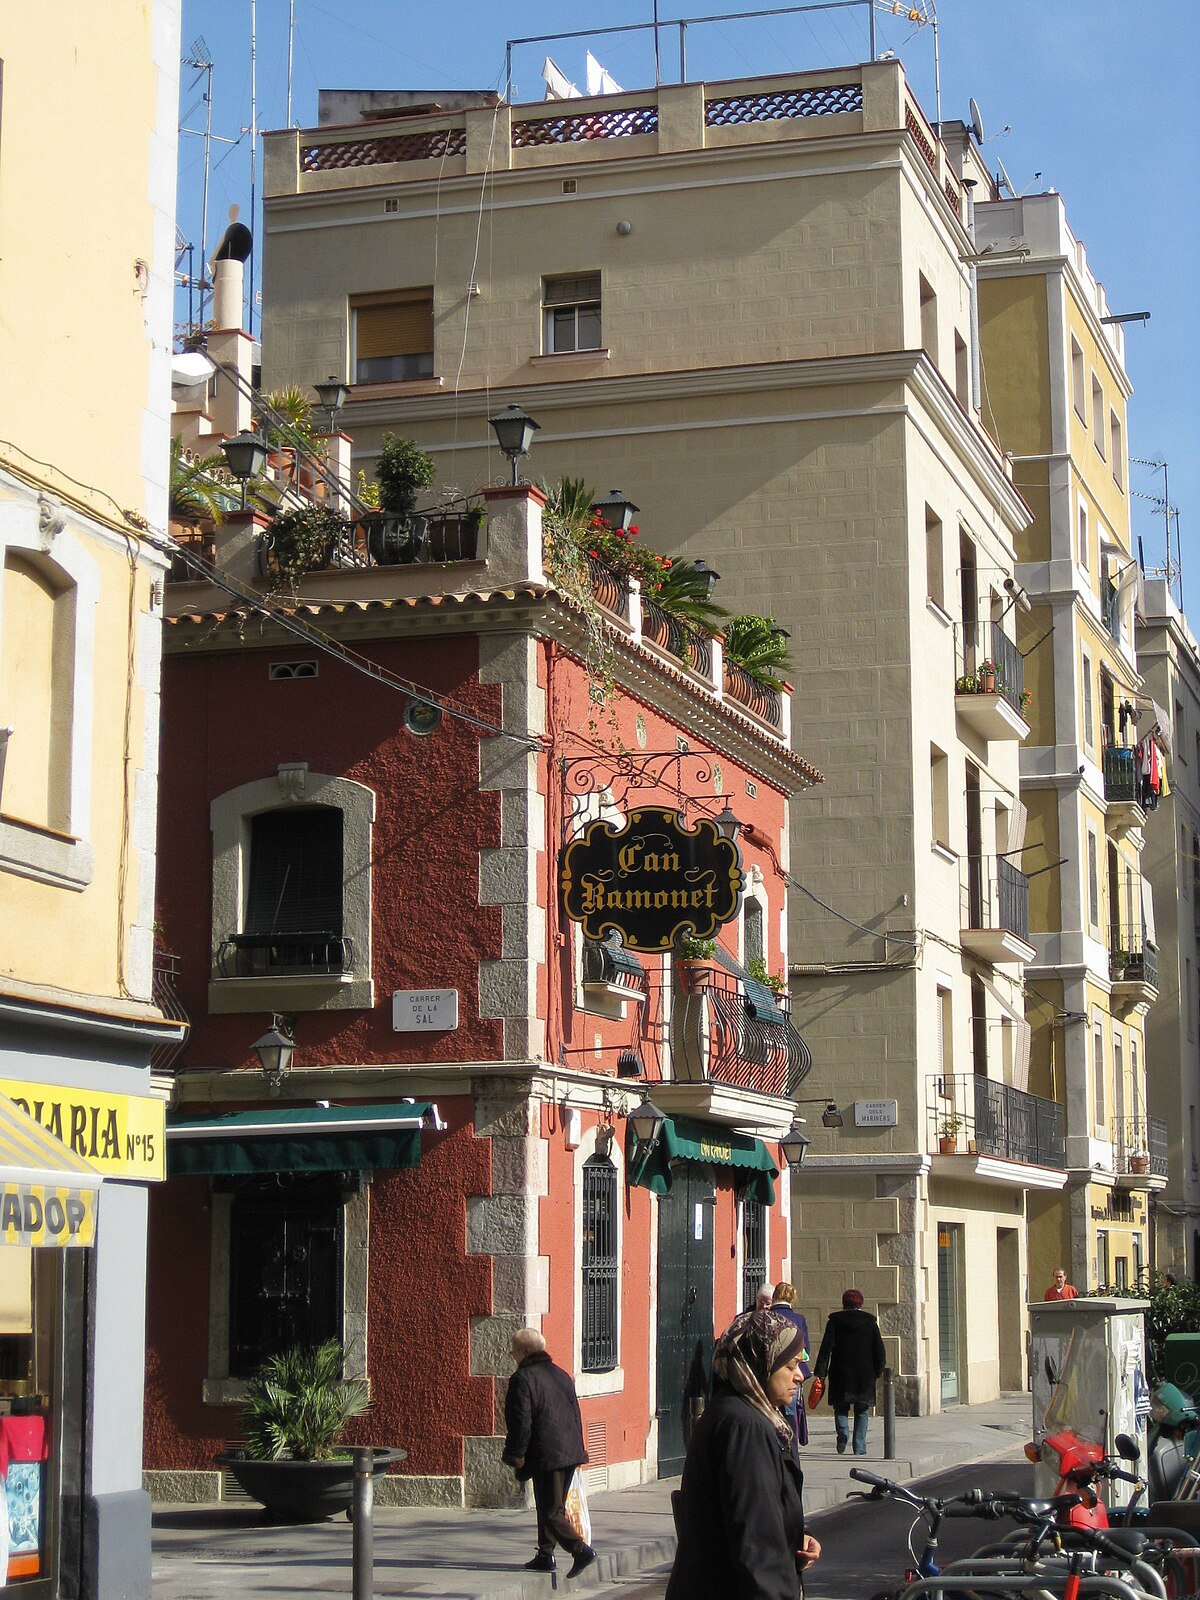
166 1102 436 1178
629 1115 779 1205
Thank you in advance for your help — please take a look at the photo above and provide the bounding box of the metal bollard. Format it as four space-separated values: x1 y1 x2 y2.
352 1447 375 1600
882 1367 896 1460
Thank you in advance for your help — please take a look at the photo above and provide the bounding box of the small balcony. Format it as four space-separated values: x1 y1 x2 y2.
954 622 1029 743
1109 925 1159 1009
217 930 354 978
961 856 1035 965
1113 1115 1168 1188
1102 747 1146 838
928 1072 1066 1182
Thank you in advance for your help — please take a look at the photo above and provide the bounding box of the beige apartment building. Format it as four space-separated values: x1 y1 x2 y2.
1137 578 1200 1281
0 6 182 1595
973 191 1161 1296
260 59 1063 1413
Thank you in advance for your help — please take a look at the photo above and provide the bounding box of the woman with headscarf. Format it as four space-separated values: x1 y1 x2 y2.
666 1308 821 1600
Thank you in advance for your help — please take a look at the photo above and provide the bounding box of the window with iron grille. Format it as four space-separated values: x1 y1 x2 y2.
544 273 601 353
352 289 434 383
742 1196 766 1310
582 1155 618 1372
229 1178 345 1377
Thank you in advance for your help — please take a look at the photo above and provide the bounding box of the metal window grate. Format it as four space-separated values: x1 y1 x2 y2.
741 1198 766 1311
301 126 466 171
582 1157 618 1373
705 83 862 126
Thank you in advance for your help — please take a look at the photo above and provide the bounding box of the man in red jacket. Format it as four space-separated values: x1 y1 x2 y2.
503 1328 596 1578
1044 1268 1078 1301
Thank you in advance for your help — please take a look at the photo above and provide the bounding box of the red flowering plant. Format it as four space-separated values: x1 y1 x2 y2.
586 513 674 595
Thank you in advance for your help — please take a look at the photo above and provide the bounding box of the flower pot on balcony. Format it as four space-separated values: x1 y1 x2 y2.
939 1135 958 1155
1129 1152 1149 1174
676 960 712 995
980 667 997 694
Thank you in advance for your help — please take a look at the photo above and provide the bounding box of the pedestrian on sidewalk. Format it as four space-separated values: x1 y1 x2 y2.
502 1328 596 1579
1044 1268 1078 1300
812 1288 886 1457
666 1308 821 1600
771 1282 812 1446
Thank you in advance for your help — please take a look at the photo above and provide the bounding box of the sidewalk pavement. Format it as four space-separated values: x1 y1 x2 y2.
150 1392 1032 1600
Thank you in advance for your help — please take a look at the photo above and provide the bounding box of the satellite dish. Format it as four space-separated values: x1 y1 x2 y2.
995 156 1018 198
968 96 985 145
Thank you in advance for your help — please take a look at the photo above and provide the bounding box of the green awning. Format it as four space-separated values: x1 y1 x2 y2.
628 1115 778 1205
166 1102 437 1178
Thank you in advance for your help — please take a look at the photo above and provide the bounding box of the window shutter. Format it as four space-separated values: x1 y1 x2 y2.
245 808 344 934
544 273 600 307
355 295 433 359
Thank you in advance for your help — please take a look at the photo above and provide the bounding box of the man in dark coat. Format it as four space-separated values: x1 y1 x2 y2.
502 1328 596 1578
813 1288 886 1456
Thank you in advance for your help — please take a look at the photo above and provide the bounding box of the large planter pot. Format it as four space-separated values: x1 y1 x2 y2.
216 1448 405 1522
365 513 428 566
676 960 712 995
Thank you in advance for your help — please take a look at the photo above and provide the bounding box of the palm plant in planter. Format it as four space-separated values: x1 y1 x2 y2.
218 1340 401 1521
722 614 792 689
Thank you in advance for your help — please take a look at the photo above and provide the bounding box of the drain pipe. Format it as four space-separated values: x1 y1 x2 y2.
962 177 982 418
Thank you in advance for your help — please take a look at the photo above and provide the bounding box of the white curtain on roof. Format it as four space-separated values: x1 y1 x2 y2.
586 51 623 95
542 57 581 99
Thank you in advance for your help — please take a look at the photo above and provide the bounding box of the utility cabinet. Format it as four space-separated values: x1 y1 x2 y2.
1028 1296 1150 1509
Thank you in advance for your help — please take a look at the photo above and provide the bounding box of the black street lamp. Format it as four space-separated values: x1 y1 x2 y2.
629 1093 667 1150
590 488 639 533
252 1016 295 1094
313 375 350 433
780 1122 811 1169
220 429 269 508
692 558 721 598
488 403 540 484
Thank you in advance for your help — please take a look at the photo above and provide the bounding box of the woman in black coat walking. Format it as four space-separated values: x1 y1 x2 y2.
812 1288 886 1456
666 1309 821 1600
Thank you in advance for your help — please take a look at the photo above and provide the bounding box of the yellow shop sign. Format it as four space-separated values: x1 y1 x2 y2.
0 1081 165 1181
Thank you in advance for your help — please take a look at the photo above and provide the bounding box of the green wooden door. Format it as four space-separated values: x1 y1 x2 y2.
656 1162 715 1477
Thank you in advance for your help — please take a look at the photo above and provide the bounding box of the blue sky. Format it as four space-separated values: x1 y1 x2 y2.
176 1 1198 616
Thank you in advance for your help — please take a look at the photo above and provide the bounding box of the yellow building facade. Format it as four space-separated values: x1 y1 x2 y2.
0 6 181 1596
975 190 1159 1297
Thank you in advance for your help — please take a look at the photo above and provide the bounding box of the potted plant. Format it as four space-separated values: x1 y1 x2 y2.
367 433 436 564
955 673 978 694
676 933 717 994
216 1340 402 1521
746 955 787 998
938 1114 963 1154
1129 1149 1150 1175
978 659 997 694
262 503 352 592
1019 688 1033 714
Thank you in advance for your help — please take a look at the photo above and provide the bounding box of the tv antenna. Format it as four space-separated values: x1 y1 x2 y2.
179 36 239 334
995 155 1019 198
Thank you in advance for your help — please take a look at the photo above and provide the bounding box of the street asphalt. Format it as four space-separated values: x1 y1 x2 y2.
149 1392 1033 1600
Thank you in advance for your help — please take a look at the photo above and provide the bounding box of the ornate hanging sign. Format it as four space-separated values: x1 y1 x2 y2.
559 806 743 952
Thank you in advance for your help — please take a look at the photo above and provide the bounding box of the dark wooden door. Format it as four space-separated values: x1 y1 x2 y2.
656 1163 715 1477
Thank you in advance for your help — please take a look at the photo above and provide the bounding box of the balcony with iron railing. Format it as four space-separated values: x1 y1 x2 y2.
928 1072 1065 1178
1102 745 1146 837
1108 923 1159 1007
636 964 812 1112
150 951 191 1074
961 855 1035 965
217 931 355 979
954 621 1029 742
1112 1115 1169 1186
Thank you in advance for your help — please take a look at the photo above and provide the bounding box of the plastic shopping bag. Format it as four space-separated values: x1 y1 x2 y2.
564 1469 592 1546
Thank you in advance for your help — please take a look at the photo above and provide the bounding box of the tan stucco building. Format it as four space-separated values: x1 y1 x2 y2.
0 6 182 1594
974 190 1160 1297
259 60 1071 1412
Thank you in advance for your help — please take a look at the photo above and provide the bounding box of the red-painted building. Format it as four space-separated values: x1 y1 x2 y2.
144 482 820 1505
